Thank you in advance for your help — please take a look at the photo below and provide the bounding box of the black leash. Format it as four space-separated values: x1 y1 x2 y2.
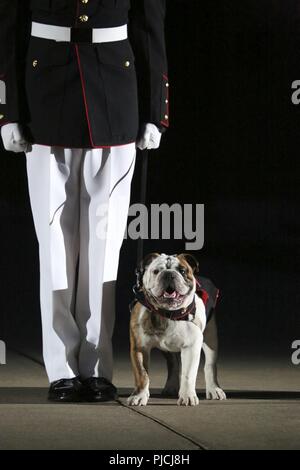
136 148 149 266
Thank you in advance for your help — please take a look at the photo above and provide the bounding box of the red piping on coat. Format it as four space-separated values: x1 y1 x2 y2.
75 44 95 148
160 73 169 128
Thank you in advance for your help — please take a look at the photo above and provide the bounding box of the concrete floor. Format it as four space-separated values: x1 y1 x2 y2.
0 351 299 450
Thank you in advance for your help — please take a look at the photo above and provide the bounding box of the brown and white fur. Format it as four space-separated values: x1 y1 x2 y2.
127 253 226 406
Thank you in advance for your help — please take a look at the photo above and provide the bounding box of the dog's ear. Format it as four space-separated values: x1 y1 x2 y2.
140 252 160 270
135 253 160 288
177 253 199 274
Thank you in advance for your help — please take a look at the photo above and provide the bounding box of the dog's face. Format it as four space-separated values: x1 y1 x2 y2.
141 253 199 310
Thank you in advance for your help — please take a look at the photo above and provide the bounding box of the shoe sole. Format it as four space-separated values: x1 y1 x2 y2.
47 394 82 403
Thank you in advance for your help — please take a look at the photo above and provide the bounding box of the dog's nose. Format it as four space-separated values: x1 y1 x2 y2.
163 270 176 282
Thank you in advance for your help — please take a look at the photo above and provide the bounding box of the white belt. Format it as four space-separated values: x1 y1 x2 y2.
31 21 128 43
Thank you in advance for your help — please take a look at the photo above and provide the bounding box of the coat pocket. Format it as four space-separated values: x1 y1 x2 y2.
95 41 138 137
96 40 135 70
26 37 72 68
25 38 72 132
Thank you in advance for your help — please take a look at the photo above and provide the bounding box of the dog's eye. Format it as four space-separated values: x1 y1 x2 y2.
179 268 186 275
153 269 159 275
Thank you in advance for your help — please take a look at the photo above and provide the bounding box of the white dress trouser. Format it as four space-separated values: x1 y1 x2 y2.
25 144 136 383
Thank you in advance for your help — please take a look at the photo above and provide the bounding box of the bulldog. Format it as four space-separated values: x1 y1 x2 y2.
127 253 226 406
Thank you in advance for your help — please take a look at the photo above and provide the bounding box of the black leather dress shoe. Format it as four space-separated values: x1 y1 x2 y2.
48 377 82 402
82 377 118 402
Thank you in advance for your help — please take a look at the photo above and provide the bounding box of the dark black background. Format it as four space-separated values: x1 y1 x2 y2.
0 1 299 362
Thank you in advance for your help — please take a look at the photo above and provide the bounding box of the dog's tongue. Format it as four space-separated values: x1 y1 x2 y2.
163 290 177 299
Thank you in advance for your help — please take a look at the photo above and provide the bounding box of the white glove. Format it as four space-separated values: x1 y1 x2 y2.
1 123 31 153
136 123 162 150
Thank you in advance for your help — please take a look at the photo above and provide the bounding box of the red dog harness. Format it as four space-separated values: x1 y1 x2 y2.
131 276 219 323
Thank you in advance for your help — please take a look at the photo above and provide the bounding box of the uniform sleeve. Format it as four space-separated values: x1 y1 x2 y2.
129 0 169 132
0 0 31 127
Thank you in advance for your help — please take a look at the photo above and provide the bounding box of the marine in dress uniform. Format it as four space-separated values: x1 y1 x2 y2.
0 0 169 402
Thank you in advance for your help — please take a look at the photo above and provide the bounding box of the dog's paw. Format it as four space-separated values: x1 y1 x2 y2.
177 390 199 406
206 386 226 400
127 390 150 406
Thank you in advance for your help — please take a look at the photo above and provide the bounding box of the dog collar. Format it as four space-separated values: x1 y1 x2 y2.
131 276 215 322
132 286 197 321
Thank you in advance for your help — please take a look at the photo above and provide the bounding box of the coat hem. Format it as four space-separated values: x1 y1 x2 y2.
30 140 137 150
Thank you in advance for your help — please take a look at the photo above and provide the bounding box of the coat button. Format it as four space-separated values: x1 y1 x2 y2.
32 60 38 67
0 114 4 120
81 0 88 3
79 14 89 22
164 115 169 120
125 61 130 67
165 99 169 104
166 82 169 87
